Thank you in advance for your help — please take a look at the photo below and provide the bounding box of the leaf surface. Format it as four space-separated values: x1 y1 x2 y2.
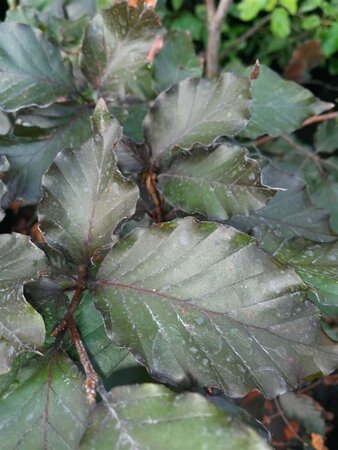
255 228 338 314
80 2 161 96
79 383 271 449
314 118 338 154
243 65 333 138
74 292 149 389
39 100 139 264
0 22 77 111
279 392 325 435
0 355 89 449
232 166 336 243
158 144 277 221
93 217 338 398
143 74 251 161
0 105 91 203
153 30 203 93
0 234 47 374
0 156 9 221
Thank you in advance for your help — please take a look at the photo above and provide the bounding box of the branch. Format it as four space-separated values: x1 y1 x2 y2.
252 111 338 147
221 14 271 58
206 0 233 78
68 315 98 404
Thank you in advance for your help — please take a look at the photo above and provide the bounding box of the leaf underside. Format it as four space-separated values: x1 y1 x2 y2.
93 217 338 398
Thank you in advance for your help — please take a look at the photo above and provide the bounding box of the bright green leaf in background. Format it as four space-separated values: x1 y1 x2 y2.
280 0 298 15
321 22 338 57
93 217 338 399
158 144 277 221
270 7 291 38
238 0 267 21
301 14 321 30
0 22 77 111
79 384 272 450
0 234 47 374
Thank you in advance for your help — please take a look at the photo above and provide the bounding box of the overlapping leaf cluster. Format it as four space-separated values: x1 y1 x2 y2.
0 1 337 448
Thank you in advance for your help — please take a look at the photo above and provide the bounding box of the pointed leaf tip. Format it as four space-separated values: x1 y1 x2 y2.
92 99 112 135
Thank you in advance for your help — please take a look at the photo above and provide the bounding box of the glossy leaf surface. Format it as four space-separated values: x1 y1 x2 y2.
39 100 139 264
0 156 8 221
0 22 76 111
314 118 338 154
0 234 47 373
79 383 271 450
256 228 338 314
232 167 336 243
0 355 89 449
0 106 91 203
93 217 338 398
144 74 251 161
153 30 203 93
80 2 161 96
243 65 333 138
158 144 277 221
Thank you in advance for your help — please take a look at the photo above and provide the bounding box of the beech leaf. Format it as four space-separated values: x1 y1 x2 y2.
0 156 9 221
153 30 203 93
0 355 90 448
255 228 338 314
232 166 336 243
158 144 278 221
80 2 161 96
93 217 338 398
243 65 333 138
0 234 47 374
0 106 91 203
0 22 77 112
79 384 271 449
143 73 251 162
39 100 139 264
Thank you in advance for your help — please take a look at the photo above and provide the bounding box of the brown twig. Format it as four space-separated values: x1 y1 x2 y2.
144 170 163 223
273 398 307 446
68 315 98 404
206 0 233 78
51 265 87 337
252 111 338 148
51 265 98 403
221 14 271 58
